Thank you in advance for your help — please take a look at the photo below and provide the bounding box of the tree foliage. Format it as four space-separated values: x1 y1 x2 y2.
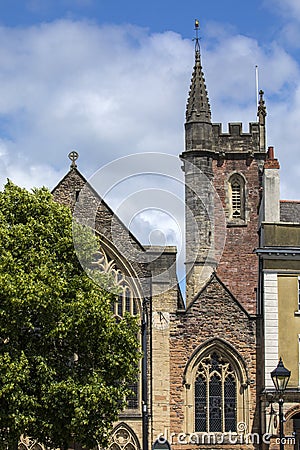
0 181 141 450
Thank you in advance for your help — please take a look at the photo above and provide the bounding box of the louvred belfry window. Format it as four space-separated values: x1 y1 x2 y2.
231 181 241 218
228 173 245 221
195 352 237 433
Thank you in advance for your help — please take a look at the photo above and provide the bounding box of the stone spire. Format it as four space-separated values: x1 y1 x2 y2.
182 22 216 305
184 21 213 152
185 23 211 124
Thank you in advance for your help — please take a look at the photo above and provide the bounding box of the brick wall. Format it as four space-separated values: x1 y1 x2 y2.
213 158 262 314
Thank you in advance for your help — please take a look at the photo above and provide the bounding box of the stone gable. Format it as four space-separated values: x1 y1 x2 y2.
169 275 258 449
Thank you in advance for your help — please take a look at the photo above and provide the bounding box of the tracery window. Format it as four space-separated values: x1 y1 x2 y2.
109 424 140 450
96 249 141 410
112 284 139 319
126 381 139 409
111 277 139 410
18 436 45 450
195 351 237 432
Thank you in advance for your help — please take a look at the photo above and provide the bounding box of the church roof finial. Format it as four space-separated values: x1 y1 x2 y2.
68 150 79 169
257 90 267 152
194 19 200 55
257 89 267 122
186 20 211 123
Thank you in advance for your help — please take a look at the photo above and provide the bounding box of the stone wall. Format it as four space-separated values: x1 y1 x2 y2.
169 275 258 450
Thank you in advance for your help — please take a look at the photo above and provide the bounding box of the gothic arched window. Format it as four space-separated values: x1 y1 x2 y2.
112 281 140 410
113 286 139 320
195 352 237 433
231 180 242 218
228 174 245 222
96 248 141 411
109 424 141 450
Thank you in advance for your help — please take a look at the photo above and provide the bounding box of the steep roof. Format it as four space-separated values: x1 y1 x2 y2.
280 200 300 223
185 38 211 124
51 156 146 253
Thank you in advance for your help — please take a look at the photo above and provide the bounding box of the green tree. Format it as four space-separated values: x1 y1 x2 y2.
0 181 141 450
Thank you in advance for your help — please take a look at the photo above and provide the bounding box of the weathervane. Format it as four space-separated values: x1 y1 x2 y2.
194 19 200 53
68 150 79 169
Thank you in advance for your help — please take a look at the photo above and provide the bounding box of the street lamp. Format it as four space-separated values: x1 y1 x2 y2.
271 358 291 450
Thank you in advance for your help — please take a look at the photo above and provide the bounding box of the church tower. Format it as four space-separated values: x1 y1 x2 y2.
181 22 267 311
180 22 215 305
168 24 264 448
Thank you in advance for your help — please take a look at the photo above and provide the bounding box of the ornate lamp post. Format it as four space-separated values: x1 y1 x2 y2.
271 358 291 450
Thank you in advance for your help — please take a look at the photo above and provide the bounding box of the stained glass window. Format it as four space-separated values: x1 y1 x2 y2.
194 352 237 432
109 425 140 450
95 248 141 411
195 374 206 431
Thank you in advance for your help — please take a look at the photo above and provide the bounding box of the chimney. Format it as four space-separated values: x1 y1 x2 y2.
260 146 280 223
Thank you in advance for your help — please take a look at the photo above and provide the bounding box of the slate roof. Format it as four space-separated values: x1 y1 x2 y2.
280 200 300 223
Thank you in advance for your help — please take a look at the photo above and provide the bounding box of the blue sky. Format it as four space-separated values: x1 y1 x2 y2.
0 1 270 40
0 0 299 259
0 1 290 58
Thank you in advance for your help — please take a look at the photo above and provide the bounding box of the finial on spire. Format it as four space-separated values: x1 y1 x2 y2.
257 90 267 152
258 89 267 120
194 19 200 54
186 20 211 124
68 150 79 169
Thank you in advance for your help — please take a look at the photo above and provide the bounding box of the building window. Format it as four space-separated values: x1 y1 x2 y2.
228 173 245 222
112 288 139 319
96 248 141 411
293 413 300 450
126 381 139 409
231 181 241 217
298 335 300 387
298 277 300 312
112 288 140 410
195 351 237 432
111 287 140 409
109 424 140 450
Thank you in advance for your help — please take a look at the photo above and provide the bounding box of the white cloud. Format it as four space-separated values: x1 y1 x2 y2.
203 31 298 107
266 0 300 20
1 16 300 289
263 0 300 48
200 27 300 200
0 18 299 207
0 21 193 191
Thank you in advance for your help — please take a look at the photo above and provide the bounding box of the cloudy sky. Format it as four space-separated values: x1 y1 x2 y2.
0 0 300 264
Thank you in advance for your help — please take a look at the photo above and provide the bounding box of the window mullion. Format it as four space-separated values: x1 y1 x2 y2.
194 352 238 434
221 369 225 433
206 372 210 432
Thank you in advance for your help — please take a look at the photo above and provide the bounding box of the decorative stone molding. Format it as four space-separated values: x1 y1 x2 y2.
109 423 141 450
